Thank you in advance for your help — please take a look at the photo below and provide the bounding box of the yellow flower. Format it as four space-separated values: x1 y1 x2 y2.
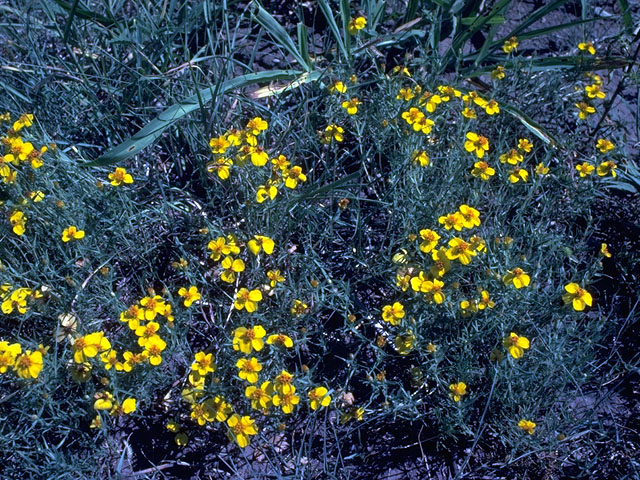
420 93 442 113
256 183 278 202
236 357 262 383
207 236 240 261
108 167 133 186
274 370 294 392
391 65 411 77
478 290 495 309
207 157 233 180
266 333 294 348
503 332 530 358
273 384 300 414
418 228 440 253
342 98 362 115
9 210 26 236
0 341 21 373
461 107 476 119
597 161 617 177
600 243 612 258
144 335 167 366
575 101 596 120
290 299 309 316
101 350 124 371
191 351 215 375
234 288 263 312
535 163 549 175
329 80 347 94
503 36 518 53
94 391 114 411
61 225 85 242
219 256 245 284
578 41 596 55
122 398 137 414
508 167 529 183
438 212 465 231
191 401 214 425
562 283 593 311
499 149 523 165
233 325 266 353
503 268 530 288
209 135 231 154
396 87 414 101
266 269 285 287
245 381 274 410
13 350 43 379
518 419 536 435
517 138 533 153
271 154 290 171
596 139 614 153
446 237 476 265
178 286 201 307
464 132 490 158
484 99 500 115
402 107 424 125
458 205 481 228
348 16 366 34
471 161 495 180
381 302 405 326
226 414 258 448
322 124 344 143
205 396 232 422
430 248 451 277
29 190 45 202
449 382 467 402
576 162 595 177
411 150 430 167
585 84 605 99
308 386 331 410
134 322 160 347
413 116 435 134
284 165 307 188
491 65 506 80
72 331 111 363
248 235 275 255
246 117 268 135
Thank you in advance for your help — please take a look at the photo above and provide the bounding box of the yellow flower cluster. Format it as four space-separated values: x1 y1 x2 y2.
0 113 48 186
0 340 45 379
1 285 42 315
206 117 307 203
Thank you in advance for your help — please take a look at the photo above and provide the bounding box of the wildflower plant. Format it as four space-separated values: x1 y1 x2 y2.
0 0 638 479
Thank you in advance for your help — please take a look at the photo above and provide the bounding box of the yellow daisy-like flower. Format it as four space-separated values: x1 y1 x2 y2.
471 161 495 180
596 161 617 177
381 302 405 326
236 357 262 384
246 117 268 135
191 351 215 376
578 41 596 55
342 98 362 115
13 350 43 379
178 286 201 307
108 167 133 186
347 16 366 34
308 386 331 410
503 332 530 358
272 384 300 414
266 333 294 348
234 288 262 313
562 283 593 311
596 139 614 153
449 382 467 402
233 325 266 353
464 132 490 158
248 235 275 255
575 102 596 120
518 419 536 435
503 36 518 53
503 268 530 288
226 414 258 448
329 80 347 94
576 162 595 177
418 229 440 253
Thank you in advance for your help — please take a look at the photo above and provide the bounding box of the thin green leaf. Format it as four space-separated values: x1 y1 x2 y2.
501 103 559 146
251 2 311 71
317 0 349 62
461 15 505 26
89 70 306 166
617 0 634 34
297 22 310 68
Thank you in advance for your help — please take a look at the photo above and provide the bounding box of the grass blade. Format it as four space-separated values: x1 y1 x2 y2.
317 0 349 63
251 2 311 71
89 70 306 166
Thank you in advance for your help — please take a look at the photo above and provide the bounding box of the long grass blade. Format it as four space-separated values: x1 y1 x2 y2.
251 3 311 71
317 0 349 63
89 70 306 166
